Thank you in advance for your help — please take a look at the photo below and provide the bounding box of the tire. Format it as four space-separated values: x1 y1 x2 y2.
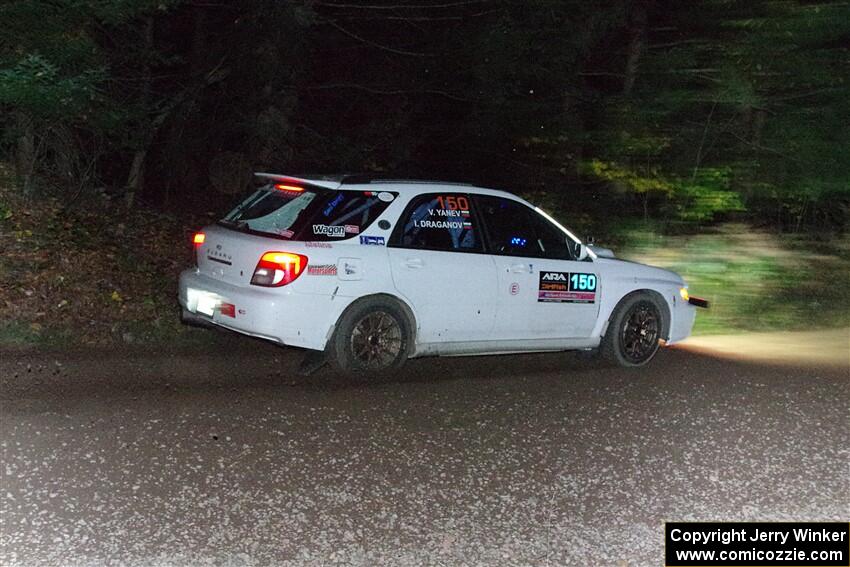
601 293 664 367
329 297 412 374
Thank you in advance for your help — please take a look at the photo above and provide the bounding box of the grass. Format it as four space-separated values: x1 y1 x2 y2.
616 223 850 334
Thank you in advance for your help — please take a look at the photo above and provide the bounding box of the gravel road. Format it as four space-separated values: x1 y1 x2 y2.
1 338 848 566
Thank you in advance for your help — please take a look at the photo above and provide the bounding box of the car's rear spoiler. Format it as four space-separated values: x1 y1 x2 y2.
688 296 710 309
254 172 342 190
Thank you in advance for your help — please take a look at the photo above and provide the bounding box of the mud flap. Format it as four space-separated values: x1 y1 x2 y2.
297 350 328 376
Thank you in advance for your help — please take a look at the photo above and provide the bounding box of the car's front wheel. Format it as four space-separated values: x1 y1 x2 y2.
329 297 411 374
601 293 664 367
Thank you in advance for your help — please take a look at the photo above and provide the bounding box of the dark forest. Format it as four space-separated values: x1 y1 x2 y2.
4 1 848 227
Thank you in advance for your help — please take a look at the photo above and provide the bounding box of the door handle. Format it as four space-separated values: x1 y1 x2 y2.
404 258 424 269
508 263 530 274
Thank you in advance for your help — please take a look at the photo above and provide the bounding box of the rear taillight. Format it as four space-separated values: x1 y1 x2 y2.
192 232 205 266
251 252 308 287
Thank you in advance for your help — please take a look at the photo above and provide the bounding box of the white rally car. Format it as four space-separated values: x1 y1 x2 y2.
179 174 707 372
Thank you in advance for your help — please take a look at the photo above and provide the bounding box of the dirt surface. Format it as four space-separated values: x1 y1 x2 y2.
1 338 848 566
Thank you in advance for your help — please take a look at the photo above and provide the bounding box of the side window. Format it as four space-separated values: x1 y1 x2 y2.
393 193 481 252
475 195 571 260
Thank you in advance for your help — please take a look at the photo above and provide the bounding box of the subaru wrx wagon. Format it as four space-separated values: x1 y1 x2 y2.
179 174 707 372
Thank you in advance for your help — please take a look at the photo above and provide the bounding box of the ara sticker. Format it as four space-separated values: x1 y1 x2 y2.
359 235 385 246
307 264 337 276
377 191 394 203
277 229 294 238
344 224 360 234
313 224 346 238
538 271 597 303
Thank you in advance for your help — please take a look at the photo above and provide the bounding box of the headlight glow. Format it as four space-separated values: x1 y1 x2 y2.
679 287 690 301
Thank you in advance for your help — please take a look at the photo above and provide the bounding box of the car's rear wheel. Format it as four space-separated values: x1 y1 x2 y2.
602 293 663 367
330 297 411 374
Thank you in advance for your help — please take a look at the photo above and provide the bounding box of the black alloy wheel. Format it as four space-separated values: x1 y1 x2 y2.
619 301 660 364
601 293 664 367
349 310 404 370
330 297 412 374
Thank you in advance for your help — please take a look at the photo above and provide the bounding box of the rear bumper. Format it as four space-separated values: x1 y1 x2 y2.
178 269 334 350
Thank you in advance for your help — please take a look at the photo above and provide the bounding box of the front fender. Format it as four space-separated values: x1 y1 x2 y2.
594 258 687 340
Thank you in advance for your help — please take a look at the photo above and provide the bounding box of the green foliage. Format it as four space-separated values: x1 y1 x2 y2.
619 225 850 334
0 54 103 118
580 160 744 222
581 159 674 195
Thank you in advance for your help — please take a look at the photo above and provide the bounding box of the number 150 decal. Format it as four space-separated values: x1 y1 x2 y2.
538 271 598 303
570 273 597 291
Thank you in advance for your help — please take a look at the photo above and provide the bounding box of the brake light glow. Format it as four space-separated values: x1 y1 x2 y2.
251 251 308 287
275 184 304 192
193 232 205 245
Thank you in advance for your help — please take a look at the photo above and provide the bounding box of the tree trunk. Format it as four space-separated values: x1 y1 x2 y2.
623 2 648 96
125 149 147 208
14 111 36 197
124 16 154 209
752 108 766 146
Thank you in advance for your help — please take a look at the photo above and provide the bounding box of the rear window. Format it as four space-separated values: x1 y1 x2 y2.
220 184 396 241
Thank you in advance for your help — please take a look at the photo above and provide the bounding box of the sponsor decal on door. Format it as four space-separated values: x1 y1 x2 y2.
538 271 597 303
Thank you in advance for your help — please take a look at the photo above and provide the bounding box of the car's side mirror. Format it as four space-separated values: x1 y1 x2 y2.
568 238 589 261
576 243 589 261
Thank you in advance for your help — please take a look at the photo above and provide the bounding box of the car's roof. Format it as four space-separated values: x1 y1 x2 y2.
254 172 520 200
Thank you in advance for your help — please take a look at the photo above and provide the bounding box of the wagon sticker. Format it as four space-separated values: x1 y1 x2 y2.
538 271 597 303
313 224 346 238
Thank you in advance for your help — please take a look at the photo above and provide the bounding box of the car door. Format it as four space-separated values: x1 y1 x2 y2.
474 194 600 340
387 192 498 345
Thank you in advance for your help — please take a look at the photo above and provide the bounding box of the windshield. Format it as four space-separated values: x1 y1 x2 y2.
220 184 396 241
